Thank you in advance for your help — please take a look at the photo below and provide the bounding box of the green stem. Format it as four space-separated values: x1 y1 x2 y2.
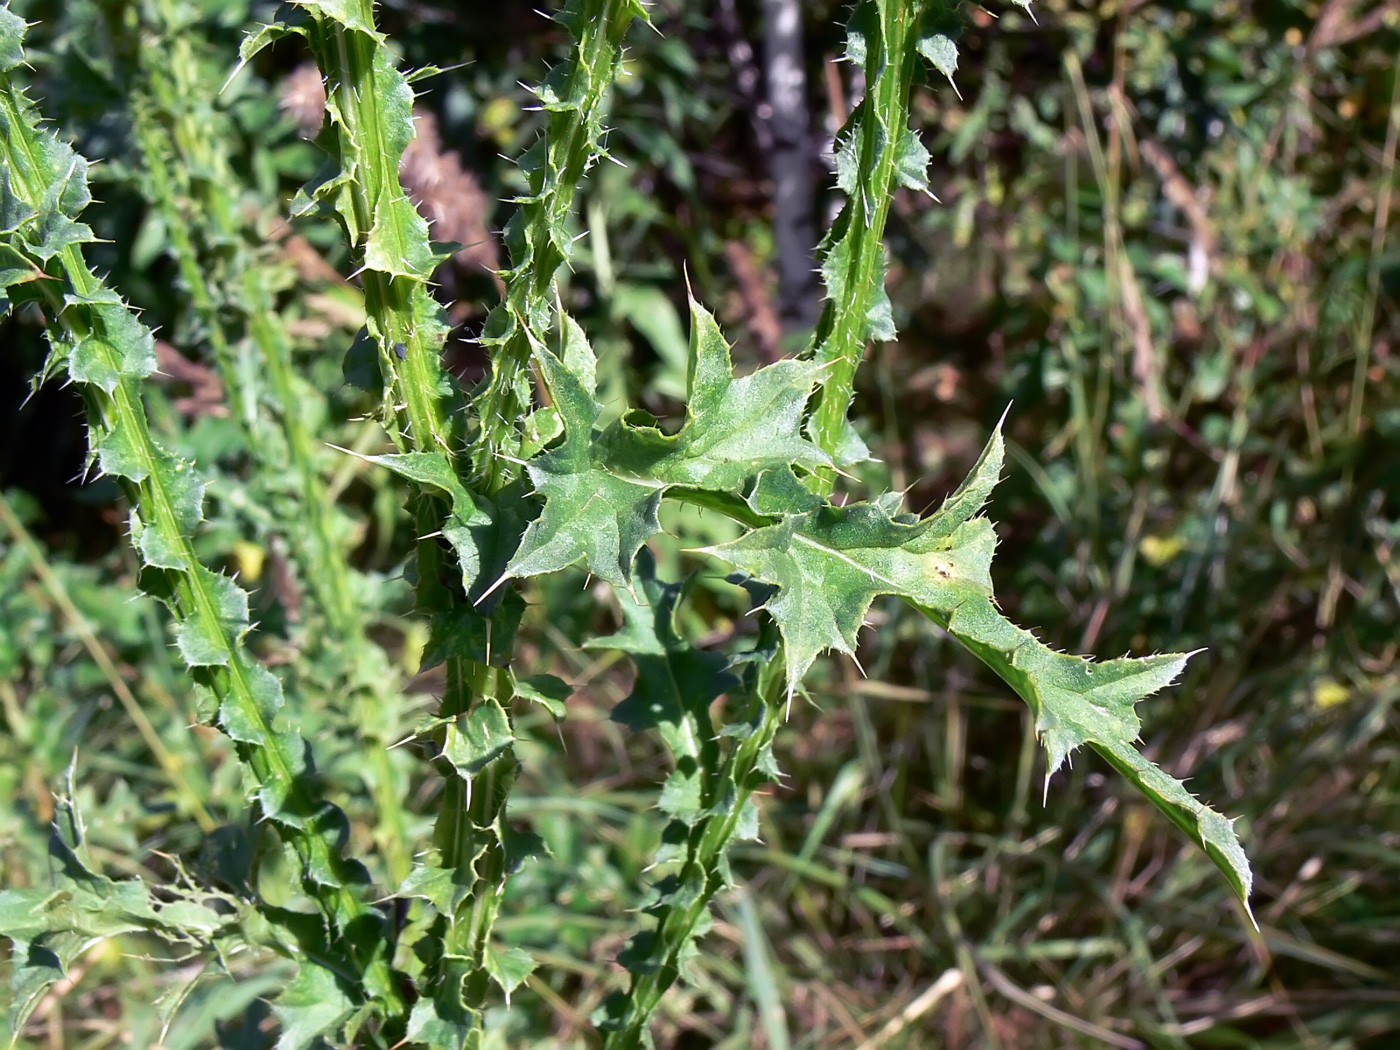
474 0 646 485
0 51 405 1022
603 667 786 1049
289 3 523 1033
134 7 413 882
609 4 942 1038
62 248 399 1009
810 0 930 486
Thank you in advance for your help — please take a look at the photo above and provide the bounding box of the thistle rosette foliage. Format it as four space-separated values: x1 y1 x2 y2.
0 6 406 1042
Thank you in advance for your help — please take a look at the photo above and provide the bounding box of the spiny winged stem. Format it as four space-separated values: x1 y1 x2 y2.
133 0 411 882
809 0 956 492
473 0 647 485
0 15 405 1029
601 4 952 1035
276 0 650 1034
596 0 1248 1040
600 640 787 1050
276 0 494 1013
495 293 830 1042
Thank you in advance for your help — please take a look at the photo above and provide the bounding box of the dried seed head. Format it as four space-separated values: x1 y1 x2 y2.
278 64 327 139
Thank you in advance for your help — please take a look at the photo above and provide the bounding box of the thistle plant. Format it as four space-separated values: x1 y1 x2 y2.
0 6 407 1042
236 0 652 1039
131 0 413 883
0 0 1255 1046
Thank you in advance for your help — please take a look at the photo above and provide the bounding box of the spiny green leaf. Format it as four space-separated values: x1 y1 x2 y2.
66 297 157 394
441 699 515 780
0 121 95 260
270 963 355 1050
0 7 25 72
237 21 298 65
508 305 828 585
256 727 312 825
622 298 830 492
704 424 1252 908
843 0 876 66
0 241 40 312
5 937 63 1035
515 673 571 718
483 943 536 1003
865 269 896 342
363 191 437 279
360 449 490 594
397 860 470 916
918 34 959 86
218 663 286 747
834 131 861 196
559 311 598 394
0 890 61 945
405 985 478 1049
893 125 932 192
504 334 662 586
174 568 249 668
298 0 384 39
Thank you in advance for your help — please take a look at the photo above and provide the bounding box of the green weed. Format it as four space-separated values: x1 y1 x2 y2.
8 0 1363 1047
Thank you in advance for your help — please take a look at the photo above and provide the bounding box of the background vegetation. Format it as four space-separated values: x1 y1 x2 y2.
1 0 1397 1047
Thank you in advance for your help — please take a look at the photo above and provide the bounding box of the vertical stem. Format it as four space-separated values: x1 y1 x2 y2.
473 0 646 486
602 670 787 1050
809 0 927 483
135 5 413 882
0 32 406 1026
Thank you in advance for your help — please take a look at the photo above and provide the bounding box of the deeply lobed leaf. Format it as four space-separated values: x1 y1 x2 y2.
704 424 1253 910
507 300 828 586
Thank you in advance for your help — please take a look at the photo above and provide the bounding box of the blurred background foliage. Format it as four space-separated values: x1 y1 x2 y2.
1 0 1398 1046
